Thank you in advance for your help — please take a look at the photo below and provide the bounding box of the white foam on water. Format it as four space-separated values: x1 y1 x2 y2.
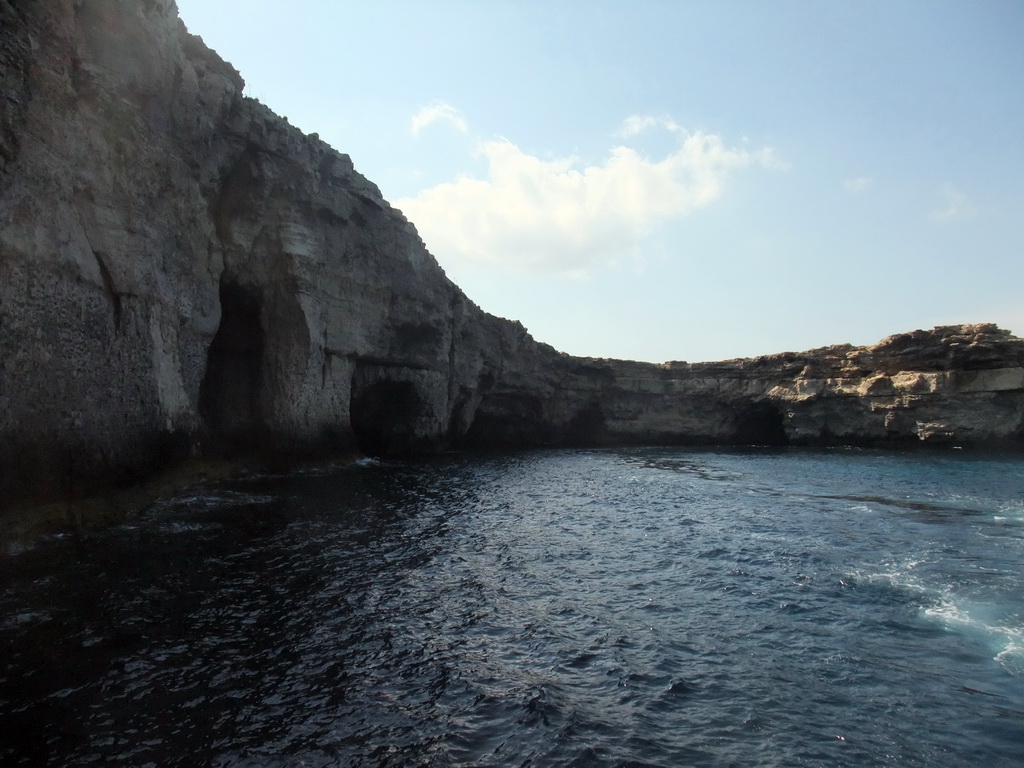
853 558 931 594
991 499 1024 523
851 559 1024 675
924 597 1024 676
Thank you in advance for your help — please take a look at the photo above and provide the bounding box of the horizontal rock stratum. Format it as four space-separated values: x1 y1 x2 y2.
2 1 1022 513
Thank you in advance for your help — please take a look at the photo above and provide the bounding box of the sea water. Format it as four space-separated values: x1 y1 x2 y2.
1 447 1023 766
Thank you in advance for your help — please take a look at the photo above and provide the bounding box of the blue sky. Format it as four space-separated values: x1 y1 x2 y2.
175 0 1024 363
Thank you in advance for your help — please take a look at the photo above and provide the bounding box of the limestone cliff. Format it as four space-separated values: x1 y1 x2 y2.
0 0 548 507
468 324 1024 450
1 1 1022 514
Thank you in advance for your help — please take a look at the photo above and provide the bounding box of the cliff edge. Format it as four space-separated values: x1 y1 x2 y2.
2 1 1022 515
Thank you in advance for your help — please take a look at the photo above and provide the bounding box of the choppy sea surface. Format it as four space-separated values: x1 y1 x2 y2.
2 447 1023 767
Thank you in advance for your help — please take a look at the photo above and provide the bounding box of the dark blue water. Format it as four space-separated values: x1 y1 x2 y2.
2 448 1023 767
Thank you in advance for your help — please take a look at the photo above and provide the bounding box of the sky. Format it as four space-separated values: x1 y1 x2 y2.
174 0 1024 363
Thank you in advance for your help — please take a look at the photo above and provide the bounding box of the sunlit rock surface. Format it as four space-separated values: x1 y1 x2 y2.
503 323 1023 451
2 1 1022 513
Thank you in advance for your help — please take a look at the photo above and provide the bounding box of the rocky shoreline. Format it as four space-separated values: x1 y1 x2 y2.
2 1 1022 523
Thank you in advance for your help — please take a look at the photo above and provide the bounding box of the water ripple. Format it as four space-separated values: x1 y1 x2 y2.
1 448 1023 766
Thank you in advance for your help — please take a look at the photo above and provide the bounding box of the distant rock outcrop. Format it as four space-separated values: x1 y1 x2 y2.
1 1 1022 515
474 323 1024 450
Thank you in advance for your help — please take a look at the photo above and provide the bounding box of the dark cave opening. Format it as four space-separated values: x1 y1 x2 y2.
733 402 789 446
564 402 609 445
459 393 548 450
349 377 428 455
198 281 265 452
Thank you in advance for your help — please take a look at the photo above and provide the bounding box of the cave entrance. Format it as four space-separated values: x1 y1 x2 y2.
349 377 427 455
733 402 789 446
460 392 547 449
564 402 609 446
198 281 265 452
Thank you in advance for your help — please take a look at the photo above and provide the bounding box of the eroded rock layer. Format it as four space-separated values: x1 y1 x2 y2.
2 1 1022 511
478 324 1024 451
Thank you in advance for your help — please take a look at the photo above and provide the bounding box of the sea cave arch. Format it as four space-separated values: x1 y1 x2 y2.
198 280 266 453
732 401 789 446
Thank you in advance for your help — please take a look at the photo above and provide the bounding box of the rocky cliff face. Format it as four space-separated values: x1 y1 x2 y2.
468 323 1024 450
0 0 545 506
2 1 1022 512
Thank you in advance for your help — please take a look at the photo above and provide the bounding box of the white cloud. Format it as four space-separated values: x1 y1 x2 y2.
397 129 782 276
617 114 685 138
844 176 872 193
931 182 972 221
410 102 468 137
